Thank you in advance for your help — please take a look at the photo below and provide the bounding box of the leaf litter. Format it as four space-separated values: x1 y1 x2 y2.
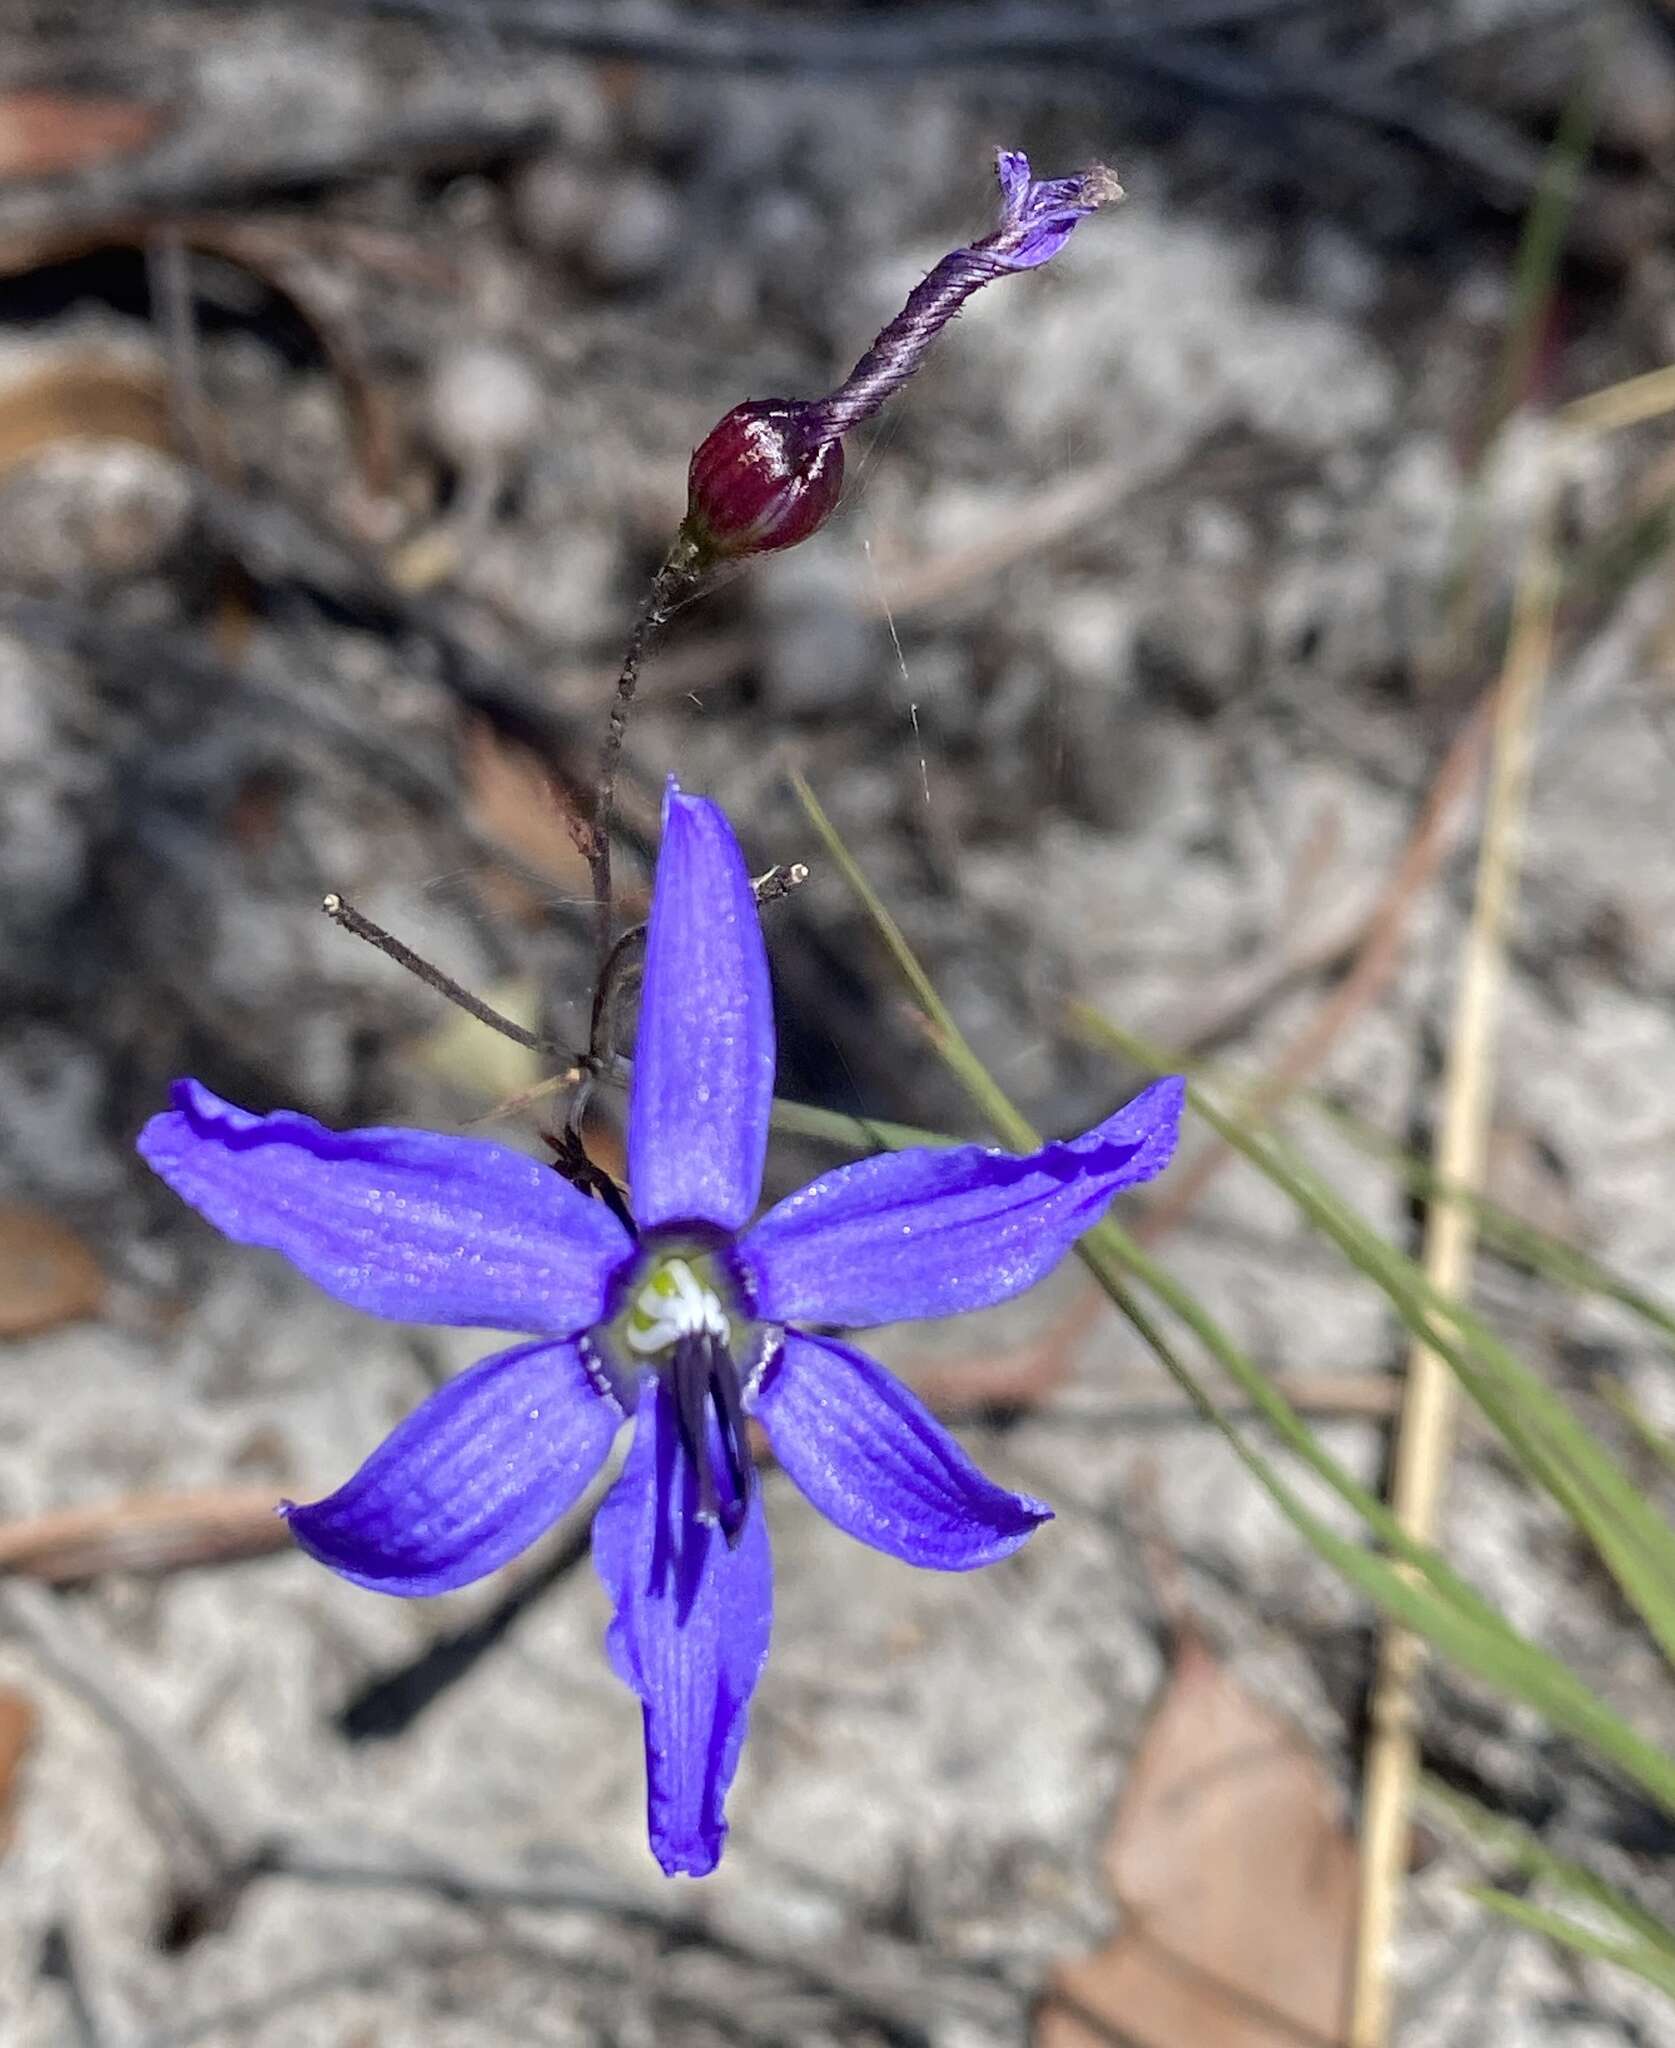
1039 1623 1357 2048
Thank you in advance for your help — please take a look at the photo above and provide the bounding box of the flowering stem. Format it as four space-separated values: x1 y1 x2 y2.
589 540 704 975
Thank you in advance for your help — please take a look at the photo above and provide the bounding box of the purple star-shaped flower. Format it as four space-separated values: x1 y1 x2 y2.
139 784 1181 1877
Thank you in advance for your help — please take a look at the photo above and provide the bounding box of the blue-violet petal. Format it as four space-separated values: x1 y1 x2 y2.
738 1076 1184 1329
592 1378 773 1877
989 147 1119 270
756 1331 1050 1569
627 782 776 1233
285 1338 620 1596
139 1079 633 1334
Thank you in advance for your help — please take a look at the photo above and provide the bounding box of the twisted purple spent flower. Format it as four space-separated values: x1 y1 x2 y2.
138 782 1181 1880
681 148 1120 562
804 150 1122 440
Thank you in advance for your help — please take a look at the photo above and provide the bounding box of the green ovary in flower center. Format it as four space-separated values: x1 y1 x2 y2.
623 1254 734 1359
601 1249 762 1547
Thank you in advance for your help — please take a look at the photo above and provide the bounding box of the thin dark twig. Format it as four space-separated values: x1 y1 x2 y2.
0 96 555 228
572 919 648 1133
327 855 804 1212
588 588 660 969
592 859 807 1055
298 1 1367 71
297 0 1552 200
589 544 702 972
321 893 563 1055
146 228 211 474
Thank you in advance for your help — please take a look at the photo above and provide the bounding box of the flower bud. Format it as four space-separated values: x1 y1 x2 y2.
681 399 843 563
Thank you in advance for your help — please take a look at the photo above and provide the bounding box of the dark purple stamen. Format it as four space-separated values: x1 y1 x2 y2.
670 1332 753 1548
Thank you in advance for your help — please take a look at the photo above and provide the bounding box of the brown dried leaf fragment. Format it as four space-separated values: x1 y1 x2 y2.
1039 1627 1357 2048
0 92 163 183
0 357 172 473
464 720 593 909
0 1688 36 1854
0 1206 105 1337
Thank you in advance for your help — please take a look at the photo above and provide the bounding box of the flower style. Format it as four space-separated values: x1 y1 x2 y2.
138 784 1181 1878
682 148 1122 563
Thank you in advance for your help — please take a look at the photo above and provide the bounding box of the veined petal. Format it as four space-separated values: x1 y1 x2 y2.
988 147 1121 270
627 783 776 1233
739 1077 1183 1328
757 1331 1049 1569
592 1379 772 1878
285 1339 620 1596
994 147 1033 216
140 1079 632 1334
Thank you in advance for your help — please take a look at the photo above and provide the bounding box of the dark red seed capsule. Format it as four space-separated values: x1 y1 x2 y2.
682 399 844 563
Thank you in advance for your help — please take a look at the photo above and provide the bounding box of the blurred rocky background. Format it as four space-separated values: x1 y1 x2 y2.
2 2 1675 2043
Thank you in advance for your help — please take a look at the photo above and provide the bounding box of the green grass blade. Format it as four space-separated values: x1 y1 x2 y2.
792 770 1510 1618
769 1095 952 1156
791 774 1675 1816
1075 1232 1675 1809
1328 1109 1675 1356
1469 1890 1675 2000
1423 1777 1675 1957
1068 1014 1675 1354
1596 1382 1675 1481
1075 1006 1675 1672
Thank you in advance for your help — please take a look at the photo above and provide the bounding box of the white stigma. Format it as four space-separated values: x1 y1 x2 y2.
624 1256 729 1358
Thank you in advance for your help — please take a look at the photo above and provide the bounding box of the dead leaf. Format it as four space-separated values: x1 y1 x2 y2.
0 351 245 490
0 357 172 473
0 352 250 645
1039 1628 1357 2048
464 721 592 914
0 1688 35 1853
0 218 399 505
0 92 163 183
0 1206 105 1337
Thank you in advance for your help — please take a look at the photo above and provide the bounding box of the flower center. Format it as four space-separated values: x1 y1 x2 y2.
624 1256 731 1357
603 1250 764 1549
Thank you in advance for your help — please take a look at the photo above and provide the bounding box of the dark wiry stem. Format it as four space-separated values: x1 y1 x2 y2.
589 541 704 975
321 894 562 1053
